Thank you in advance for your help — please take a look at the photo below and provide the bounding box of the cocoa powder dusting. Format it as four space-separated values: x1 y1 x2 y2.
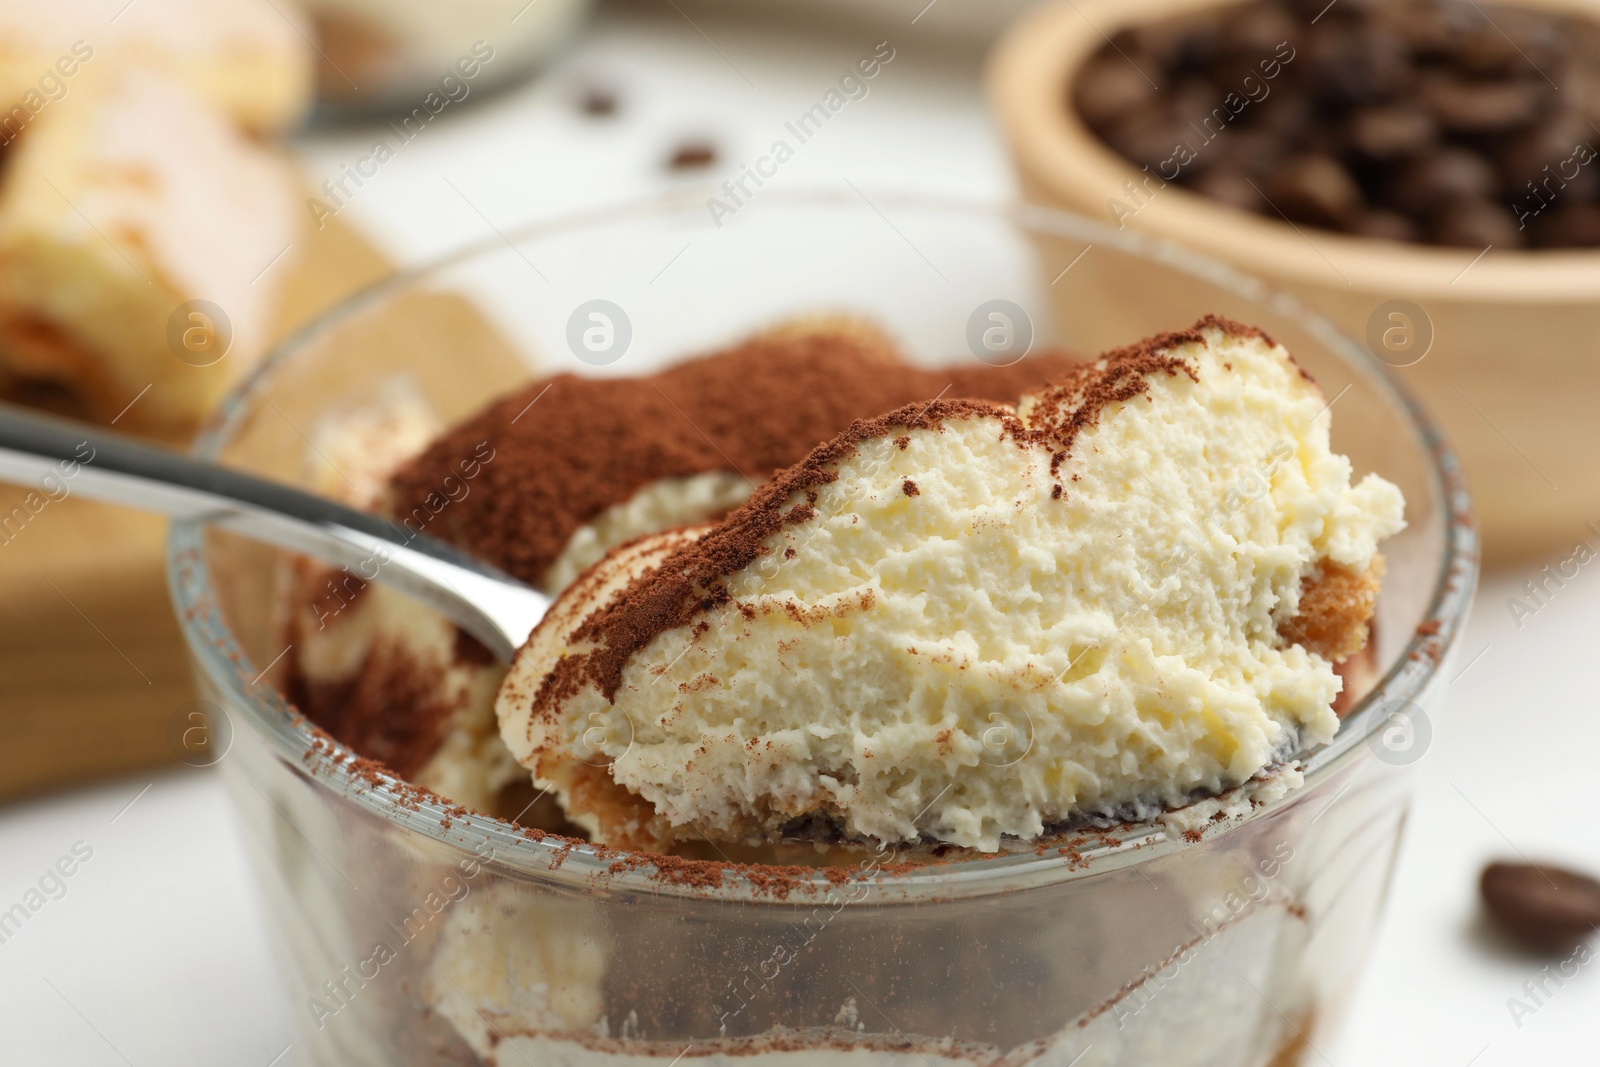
285 640 457 781
1022 321 1205 459
386 330 1080 587
452 626 495 666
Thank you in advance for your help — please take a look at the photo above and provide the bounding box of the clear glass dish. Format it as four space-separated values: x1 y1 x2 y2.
167 190 1477 1066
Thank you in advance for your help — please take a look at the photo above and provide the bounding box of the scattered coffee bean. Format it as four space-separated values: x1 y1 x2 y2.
1071 0 1600 248
579 85 619 117
1481 861 1600 952
667 140 717 170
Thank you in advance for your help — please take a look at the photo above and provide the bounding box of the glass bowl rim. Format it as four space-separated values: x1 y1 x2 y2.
166 186 1478 902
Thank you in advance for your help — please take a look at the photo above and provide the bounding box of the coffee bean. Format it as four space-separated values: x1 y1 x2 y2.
1387 147 1501 214
1189 166 1267 213
1285 0 1354 23
1074 0 1600 248
1430 196 1524 247
1566 63 1600 127
1224 3 1302 56
1526 203 1600 247
1385 4 1471 59
1423 75 1546 134
579 86 619 117
1167 77 1226 132
1307 25 1414 106
1449 26 1524 76
1349 209 1423 242
1247 92 1316 140
1271 154 1364 226
1481 861 1600 952
1206 56 1262 92
1112 25 1175 67
1494 8 1572 71
1106 113 1197 173
1075 55 1160 128
1347 104 1438 160
1127 19 1221 73
1108 27 1142 57
1216 128 1291 176
667 140 717 170
1211 15 1298 90
1177 31 1226 76
1502 113 1600 201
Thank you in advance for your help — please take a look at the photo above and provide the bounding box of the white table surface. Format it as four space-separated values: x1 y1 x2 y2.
4 5 1598 1063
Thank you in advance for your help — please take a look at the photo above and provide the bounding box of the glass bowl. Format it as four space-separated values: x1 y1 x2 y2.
168 190 1477 1066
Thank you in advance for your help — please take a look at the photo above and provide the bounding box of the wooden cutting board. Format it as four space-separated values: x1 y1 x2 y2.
0 206 393 803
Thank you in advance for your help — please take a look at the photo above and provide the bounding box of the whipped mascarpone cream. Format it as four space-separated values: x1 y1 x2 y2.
499 318 1405 852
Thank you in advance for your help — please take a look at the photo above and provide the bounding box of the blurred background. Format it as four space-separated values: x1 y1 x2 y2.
0 0 1596 1062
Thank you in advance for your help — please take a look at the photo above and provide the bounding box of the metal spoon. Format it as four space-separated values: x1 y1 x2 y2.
0 403 549 663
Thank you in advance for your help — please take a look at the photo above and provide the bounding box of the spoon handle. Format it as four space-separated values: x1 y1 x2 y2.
0 402 547 662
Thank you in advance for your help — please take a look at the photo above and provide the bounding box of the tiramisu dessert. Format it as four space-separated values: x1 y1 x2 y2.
275 316 1403 1066
284 314 1398 843
281 319 1082 819
500 316 1401 853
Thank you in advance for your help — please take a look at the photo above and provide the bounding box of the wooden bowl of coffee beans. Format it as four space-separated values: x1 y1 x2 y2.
990 0 1600 560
